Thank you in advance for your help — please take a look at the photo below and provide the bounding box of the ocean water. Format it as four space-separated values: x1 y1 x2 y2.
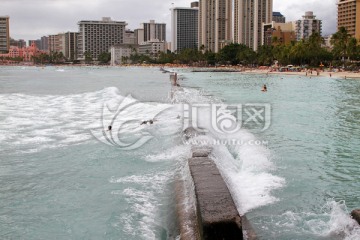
0 66 359 240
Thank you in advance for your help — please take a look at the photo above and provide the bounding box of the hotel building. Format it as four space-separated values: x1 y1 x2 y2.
234 0 273 51
0 16 10 53
337 0 360 39
295 11 322 41
77 17 127 60
48 32 78 60
198 0 232 53
138 20 166 43
49 33 66 54
273 12 285 23
171 4 199 52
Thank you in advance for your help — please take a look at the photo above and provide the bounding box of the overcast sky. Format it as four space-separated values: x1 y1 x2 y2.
2 0 338 42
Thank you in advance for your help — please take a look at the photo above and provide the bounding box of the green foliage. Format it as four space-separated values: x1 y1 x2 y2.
84 51 93 64
98 52 111 64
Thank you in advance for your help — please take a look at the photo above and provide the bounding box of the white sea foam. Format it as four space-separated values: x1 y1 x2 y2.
270 200 360 239
0 87 178 153
144 145 191 162
109 171 173 240
173 86 285 214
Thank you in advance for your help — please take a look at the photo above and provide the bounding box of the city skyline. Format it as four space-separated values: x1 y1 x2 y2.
2 0 337 42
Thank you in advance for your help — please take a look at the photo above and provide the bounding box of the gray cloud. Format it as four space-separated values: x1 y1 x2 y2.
2 0 337 41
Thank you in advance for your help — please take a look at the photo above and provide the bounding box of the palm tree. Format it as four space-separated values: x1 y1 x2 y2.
331 27 350 64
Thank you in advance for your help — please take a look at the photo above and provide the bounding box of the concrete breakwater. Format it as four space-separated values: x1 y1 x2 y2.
176 128 256 240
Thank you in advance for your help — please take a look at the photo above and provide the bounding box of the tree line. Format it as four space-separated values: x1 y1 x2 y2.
146 27 360 69
3 27 358 69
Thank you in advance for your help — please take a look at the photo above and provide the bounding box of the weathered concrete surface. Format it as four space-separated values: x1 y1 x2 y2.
175 178 201 240
351 209 360 225
189 156 243 240
192 147 212 158
241 215 258 240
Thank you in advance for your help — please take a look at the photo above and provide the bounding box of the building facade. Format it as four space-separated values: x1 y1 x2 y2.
49 33 66 54
40 36 48 52
171 6 198 52
234 0 273 51
338 0 360 39
295 11 322 41
141 20 166 42
10 38 26 48
134 29 144 44
64 32 78 60
263 22 296 46
0 16 10 53
124 30 136 44
110 44 137 65
77 17 127 60
273 12 285 23
0 42 44 62
137 40 166 57
198 0 232 53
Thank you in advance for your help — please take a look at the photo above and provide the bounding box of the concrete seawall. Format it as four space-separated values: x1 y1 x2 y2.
175 128 257 239
189 149 243 239
176 126 257 239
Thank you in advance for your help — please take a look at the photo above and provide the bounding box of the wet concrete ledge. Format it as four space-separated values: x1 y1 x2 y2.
177 127 256 239
351 209 360 225
189 152 243 239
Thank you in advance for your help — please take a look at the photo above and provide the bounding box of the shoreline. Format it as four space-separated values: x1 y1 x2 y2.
1 63 359 79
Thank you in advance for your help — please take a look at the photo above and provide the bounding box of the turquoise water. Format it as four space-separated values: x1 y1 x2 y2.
0 66 360 239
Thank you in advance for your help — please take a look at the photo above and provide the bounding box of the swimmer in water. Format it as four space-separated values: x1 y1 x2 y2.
140 120 154 125
261 84 267 92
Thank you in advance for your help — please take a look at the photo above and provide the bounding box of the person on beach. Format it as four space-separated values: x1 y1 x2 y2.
261 84 267 92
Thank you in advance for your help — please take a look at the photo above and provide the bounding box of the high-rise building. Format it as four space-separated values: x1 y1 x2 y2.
134 28 144 44
141 20 166 42
10 38 26 48
295 11 322 41
0 16 10 53
171 4 198 52
337 0 360 39
273 12 285 23
64 32 78 60
198 0 232 53
77 17 127 60
49 32 78 60
40 36 48 52
234 0 273 51
49 33 66 53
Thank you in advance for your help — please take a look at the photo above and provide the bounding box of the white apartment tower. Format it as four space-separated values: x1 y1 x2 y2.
171 4 199 52
77 17 127 60
234 0 273 51
198 0 232 53
295 11 322 41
